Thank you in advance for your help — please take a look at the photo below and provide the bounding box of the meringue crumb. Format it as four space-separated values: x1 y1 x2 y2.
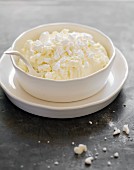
94 156 98 159
107 161 111 166
104 137 107 140
113 128 120 136
74 144 87 154
72 142 75 145
89 121 92 124
54 161 59 165
103 147 107 152
114 152 119 158
95 152 99 156
85 157 94 165
123 124 129 135
79 144 87 152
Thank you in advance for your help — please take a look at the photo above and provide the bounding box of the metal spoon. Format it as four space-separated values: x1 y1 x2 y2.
4 50 40 77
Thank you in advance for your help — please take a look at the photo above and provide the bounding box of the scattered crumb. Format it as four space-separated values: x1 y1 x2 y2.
94 156 98 159
89 121 92 124
47 141 50 143
38 140 41 143
47 165 50 168
113 111 115 112
79 144 87 152
88 153 92 156
104 137 107 140
95 152 99 156
114 152 119 158
103 147 107 152
54 161 59 165
94 148 97 151
72 142 75 145
130 138 133 141
96 122 98 125
85 157 94 165
123 124 129 135
110 155 113 158
107 161 111 166
74 144 87 155
33 163 36 166
113 128 120 136
20 165 24 168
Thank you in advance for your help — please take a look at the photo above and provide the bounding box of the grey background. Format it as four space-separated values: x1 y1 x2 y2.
0 0 134 170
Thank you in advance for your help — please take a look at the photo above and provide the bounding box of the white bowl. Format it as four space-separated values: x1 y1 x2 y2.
11 23 115 102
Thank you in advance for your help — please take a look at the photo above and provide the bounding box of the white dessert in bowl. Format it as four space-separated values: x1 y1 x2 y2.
19 29 109 80
11 23 115 102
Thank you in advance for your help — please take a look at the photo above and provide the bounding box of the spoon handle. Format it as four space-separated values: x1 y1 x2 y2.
4 50 40 77
4 50 31 68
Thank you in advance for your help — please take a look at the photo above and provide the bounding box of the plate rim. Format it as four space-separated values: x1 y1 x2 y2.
0 48 128 111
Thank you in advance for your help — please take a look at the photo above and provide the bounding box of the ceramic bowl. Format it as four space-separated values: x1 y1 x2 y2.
11 23 115 102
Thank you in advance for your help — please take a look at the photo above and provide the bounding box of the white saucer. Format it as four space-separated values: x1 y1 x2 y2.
0 48 128 118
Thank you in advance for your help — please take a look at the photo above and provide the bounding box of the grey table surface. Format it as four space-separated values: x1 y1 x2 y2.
0 0 134 170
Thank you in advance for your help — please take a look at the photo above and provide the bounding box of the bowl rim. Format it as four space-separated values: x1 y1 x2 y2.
11 22 115 82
